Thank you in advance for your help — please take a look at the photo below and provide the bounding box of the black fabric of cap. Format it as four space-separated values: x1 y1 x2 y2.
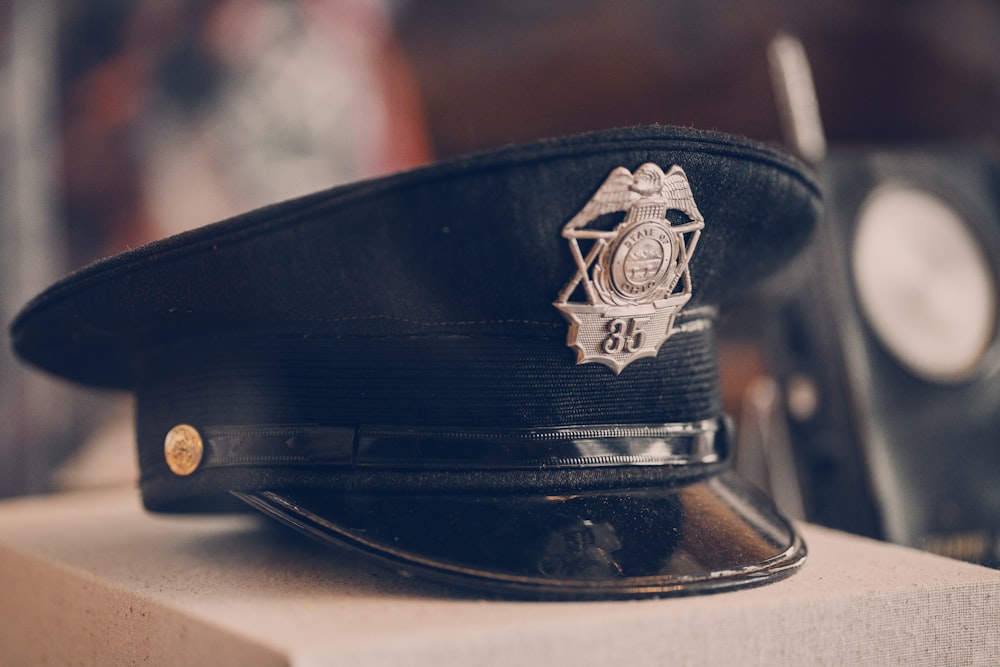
11 125 819 599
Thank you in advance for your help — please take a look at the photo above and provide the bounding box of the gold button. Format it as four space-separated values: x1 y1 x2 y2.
164 424 203 476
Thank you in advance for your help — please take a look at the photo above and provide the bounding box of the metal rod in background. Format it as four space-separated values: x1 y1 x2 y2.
768 32 827 164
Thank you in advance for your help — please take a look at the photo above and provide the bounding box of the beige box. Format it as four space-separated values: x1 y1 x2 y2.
1 488 998 666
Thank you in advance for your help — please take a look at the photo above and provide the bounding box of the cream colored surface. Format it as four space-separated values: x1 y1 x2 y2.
1 488 998 666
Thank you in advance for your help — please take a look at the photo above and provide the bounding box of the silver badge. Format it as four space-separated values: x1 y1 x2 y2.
553 163 704 373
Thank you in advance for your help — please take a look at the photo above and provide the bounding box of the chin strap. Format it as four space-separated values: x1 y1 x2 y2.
162 416 729 476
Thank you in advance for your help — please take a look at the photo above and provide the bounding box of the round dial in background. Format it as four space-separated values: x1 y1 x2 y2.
851 185 998 383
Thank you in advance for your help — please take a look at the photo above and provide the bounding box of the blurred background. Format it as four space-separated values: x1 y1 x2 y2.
2 0 1000 563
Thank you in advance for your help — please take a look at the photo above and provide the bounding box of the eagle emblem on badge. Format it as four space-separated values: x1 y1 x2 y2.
553 163 704 373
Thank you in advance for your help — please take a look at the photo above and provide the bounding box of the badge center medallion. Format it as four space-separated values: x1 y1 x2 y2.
553 164 704 374
608 221 676 302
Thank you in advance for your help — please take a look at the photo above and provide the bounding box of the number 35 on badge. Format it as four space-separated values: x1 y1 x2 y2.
554 163 704 374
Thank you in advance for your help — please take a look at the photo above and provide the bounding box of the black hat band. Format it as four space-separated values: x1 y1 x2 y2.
163 417 724 473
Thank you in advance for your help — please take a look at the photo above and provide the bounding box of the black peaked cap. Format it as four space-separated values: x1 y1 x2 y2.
11 125 819 599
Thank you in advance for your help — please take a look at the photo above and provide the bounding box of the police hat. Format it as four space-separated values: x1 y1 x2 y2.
12 126 818 599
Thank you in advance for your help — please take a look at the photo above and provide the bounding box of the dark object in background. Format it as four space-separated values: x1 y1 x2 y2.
11 126 819 598
759 147 1000 567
